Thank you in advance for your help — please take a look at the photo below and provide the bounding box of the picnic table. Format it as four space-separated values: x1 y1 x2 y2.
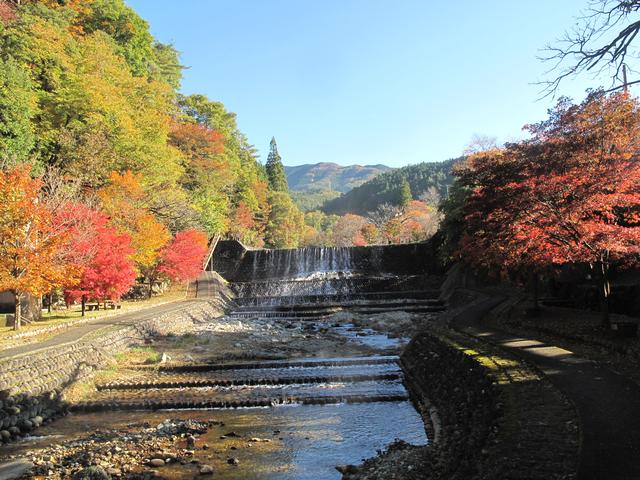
85 302 121 311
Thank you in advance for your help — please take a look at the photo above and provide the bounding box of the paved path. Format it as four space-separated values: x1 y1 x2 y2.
454 299 640 480
0 272 226 360
0 459 33 480
0 300 199 359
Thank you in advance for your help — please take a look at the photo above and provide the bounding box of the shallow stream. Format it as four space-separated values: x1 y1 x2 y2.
6 402 426 479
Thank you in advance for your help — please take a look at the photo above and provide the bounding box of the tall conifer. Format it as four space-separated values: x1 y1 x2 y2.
265 137 288 191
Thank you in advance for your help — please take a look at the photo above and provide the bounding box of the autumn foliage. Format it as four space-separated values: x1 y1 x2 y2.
321 200 439 247
0 1 15 22
98 171 171 276
66 224 137 305
456 91 640 322
61 207 137 307
157 229 209 282
0 167 67 328
0 164 212 327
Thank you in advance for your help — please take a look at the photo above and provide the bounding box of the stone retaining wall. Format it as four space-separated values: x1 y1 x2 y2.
399 329 499 479
0 300 227 442
345 298 579 480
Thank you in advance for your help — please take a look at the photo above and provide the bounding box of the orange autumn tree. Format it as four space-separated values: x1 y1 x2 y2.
332 214 369 247
98 171 170 293
228 201 256 244
458 92 640 324
398 200 439 243
360 223 379 245
0 167 67 329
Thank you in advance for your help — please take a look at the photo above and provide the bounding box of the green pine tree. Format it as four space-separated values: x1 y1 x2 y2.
398 178 412 207
265 137 288 191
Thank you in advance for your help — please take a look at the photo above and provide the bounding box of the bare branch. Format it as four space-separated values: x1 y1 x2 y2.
540 0 640 97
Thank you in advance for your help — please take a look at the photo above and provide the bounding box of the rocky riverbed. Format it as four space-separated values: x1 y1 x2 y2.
1 308 431 479
12 419 223 479
144 312 396 363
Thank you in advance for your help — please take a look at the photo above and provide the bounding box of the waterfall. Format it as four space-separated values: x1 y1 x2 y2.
223 241 437 300
239 245 359 297
248 246 356 282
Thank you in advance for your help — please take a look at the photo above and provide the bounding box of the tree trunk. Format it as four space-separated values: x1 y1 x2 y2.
600 260 611 328
530 271 541 316
148 278 153 299
81 295 86 317
47 293 52 314
13 293 21 331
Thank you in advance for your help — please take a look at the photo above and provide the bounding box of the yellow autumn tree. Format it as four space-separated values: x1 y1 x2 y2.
98 171 170 286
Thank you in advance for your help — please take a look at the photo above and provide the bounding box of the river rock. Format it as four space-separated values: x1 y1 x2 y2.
227 457 240 465
18 420 32 432
148 458 165 467
336 464 358 474
72 466 111 480
199 464 214 475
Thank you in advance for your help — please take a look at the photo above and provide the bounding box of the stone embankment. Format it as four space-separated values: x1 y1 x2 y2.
0 300 229 443
344 296 579 480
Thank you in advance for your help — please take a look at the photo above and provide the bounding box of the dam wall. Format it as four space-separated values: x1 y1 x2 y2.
210 240 442 282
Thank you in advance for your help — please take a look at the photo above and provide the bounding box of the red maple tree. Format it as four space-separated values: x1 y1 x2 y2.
458 92 640 323
65 215 136 312
157 229 209 283
53 203 104 288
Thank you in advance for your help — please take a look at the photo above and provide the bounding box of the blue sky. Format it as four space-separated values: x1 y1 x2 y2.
127 0 618 168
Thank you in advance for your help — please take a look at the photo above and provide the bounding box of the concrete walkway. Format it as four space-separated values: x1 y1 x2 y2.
0 272 227 360
454 301 640 480
0 300 200 360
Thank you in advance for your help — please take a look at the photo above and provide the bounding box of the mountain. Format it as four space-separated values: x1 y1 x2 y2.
321 158 460 216
285 163 391 193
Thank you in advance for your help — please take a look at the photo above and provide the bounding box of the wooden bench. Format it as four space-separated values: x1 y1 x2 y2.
104 301 122 310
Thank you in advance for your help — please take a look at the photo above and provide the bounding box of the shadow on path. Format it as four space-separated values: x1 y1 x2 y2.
454 299 640 480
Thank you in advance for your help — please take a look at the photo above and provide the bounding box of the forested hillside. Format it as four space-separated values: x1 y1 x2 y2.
285 163 390 193
0 0 306 250
290 190 341 212
285 162 389 212
322 159 459 216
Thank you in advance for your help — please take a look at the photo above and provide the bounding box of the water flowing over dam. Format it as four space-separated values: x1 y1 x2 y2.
250 246 358 279
211 240 440 282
